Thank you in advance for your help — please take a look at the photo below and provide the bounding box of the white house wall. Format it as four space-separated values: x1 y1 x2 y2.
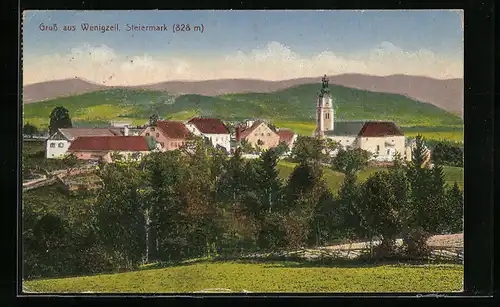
327 136 359 149
46 140 71 159
205 133 231 152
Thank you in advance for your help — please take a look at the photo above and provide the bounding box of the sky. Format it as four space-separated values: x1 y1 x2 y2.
22 10 464 86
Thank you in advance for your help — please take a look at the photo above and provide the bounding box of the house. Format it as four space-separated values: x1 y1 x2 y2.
235 120 280 151
275 128 297 150
67 136 152 163
185 117 231 152
46 127 126 159
312 75 408 162
140 120 192 151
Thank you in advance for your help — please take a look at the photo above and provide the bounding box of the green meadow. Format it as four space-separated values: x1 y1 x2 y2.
23 260 463 293
276 161 464 194
23 83 463 142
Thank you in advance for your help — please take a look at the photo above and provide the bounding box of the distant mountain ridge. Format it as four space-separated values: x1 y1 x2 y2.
22 74 464 116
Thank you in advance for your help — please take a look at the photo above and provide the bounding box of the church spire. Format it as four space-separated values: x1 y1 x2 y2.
320 74 330 96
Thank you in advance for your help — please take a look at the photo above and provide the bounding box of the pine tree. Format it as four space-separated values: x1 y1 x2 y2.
256 149 282 213
334 172 364 240
444 182 464 233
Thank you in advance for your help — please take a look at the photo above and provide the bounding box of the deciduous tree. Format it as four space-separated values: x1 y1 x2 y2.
49 106 72 135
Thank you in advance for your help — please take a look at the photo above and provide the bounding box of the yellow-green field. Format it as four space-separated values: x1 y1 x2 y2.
404 131 464 142
23 261 463 293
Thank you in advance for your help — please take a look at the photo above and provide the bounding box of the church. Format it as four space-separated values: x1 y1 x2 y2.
312 75 409 162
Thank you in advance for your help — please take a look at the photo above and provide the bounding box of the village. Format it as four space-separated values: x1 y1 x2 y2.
24 76 428 193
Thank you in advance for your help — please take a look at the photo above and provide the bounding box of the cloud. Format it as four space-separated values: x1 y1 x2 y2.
22 41 463 86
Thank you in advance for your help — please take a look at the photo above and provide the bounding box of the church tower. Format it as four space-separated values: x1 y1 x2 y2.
314 75 334 137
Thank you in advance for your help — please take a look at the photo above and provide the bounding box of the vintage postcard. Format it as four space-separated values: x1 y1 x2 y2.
21 10 464 294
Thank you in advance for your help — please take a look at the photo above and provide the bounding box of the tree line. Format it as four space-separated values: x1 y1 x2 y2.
23 134 463 280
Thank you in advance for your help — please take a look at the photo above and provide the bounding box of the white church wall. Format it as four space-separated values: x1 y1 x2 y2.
359 136 405 161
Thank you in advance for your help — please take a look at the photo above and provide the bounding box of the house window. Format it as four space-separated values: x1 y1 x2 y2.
170 142 174 147
50 143 55 148
392 139 394 142
156 133 160 137
58 143 64 148
261 133 264 136
267 133 271 136
376 145 380 152
346 140 349 143
387 149 390 155
146 133 150 136
325 113 329 119
216 137 219 142
160 142 164 147
151 127 155 131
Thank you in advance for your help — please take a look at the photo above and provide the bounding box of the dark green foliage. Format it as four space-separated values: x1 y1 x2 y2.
358 172 402 256
49 106 72 135
332 173 364 240
431 141 464 167
23 123 38 137
145 135 157 150
239 139 254 154
95 164 147 270
290 136 325 164
274 141 290 156
23 130 463 279
331 148 371 175
443 182 464 233
149 113 159 126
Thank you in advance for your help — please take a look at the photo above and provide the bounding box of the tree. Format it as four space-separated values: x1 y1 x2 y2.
143 151 186 261
62 153 79 172
358 171 402 258
95 163 146 269
49 106 72 135
331 148 371 176
443 182 464 233
333 172 364 240
403 134 435 258
274 141 290 156
431 142 463 167
23 123 38 138
149 114 159 126
255 149 282 213
290 136 324 164
322 139 340 162
239 139 254 154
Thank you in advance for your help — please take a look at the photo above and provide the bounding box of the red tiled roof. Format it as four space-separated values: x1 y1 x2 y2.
276 129 295 144
358 121 404 137
156 120 191 139
68 136 150 152
239 120 265 140
188 118 229 134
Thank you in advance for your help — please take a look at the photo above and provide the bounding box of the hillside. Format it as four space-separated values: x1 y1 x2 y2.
22 78 107 104
23 74 463 116
23 83 463 131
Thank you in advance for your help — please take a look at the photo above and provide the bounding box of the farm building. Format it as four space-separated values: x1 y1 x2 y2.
67 136 153 163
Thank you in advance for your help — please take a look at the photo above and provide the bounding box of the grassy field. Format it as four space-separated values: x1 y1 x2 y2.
276 161 464 193
23 83 463 132
23 260 463 293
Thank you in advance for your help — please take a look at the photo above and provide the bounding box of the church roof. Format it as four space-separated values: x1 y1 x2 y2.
323 120 404 137
324 121 366 136
358 121 404 137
